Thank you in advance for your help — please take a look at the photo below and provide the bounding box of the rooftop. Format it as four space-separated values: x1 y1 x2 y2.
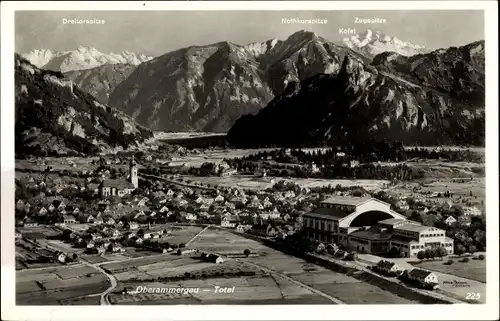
378 218 407 226
394 224 432 233
101 179 135 189
409 268 434 278
321 196 373 207
349 229 392 241
303 207 350 221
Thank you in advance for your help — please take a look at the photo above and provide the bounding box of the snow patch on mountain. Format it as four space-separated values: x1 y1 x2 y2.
343 29 428 58
22 46 154 72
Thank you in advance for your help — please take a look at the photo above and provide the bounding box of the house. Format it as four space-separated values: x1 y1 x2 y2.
38 207 48 216
247 200 263 209
79 214 95 224
15 230 22 239
135 238 144 245
224 201 236 210
251 224 277 237
62 215 77 225
201 253 224 264
407 269 439 288
22 218 37 228
159 206 169 213
374 260 402 275
230 197 247 206
105 217 116 225
215 195 225 202
143 232 152 240
55 252 66 263
134 211 146 220
86 240 95 249
263 200 273 208
124 232 136 240
185 213 197 221
236 224 252 233
444 216 457 226
127 222 139 230
457 216 471 226
90 233 102 241
221 215 240 228
397 201 410 211
112 230 121 238
166 189 175 197
463 206 482 217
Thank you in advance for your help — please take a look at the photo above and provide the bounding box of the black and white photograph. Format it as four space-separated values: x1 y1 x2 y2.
1 1 498 321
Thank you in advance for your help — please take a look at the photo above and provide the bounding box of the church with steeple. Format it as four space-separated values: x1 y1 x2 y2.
99 156 138 198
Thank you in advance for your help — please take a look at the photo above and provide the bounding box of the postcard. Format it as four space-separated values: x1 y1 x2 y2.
1 1 498 320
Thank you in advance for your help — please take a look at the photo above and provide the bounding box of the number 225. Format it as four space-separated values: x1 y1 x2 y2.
466 292 481 300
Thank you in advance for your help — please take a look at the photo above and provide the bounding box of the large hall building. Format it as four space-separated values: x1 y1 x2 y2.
302 196 453 257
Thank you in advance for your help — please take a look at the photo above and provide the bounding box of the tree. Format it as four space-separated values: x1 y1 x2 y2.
417 250 425 261
179 243 186 248
435 247 448 260
72 253 78 260
408 211 423 223
424 248 432 260
428 249 436 260
455 244 466 256
243 249 251 257
468 244 477 255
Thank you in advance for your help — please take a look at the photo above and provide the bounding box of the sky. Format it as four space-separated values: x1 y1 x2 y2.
15 10 484 56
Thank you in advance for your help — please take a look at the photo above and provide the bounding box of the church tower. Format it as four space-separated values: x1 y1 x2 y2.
129 156 138 189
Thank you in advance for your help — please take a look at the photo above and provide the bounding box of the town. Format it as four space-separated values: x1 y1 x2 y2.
15 145 486 305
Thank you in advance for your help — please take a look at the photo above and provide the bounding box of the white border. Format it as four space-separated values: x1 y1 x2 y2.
1 2 498 321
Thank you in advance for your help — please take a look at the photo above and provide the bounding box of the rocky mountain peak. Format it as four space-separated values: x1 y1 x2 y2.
286 30 318 43
338 54 371 88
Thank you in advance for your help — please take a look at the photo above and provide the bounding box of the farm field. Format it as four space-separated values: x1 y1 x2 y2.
15 239 66 270
387 176 486 212
160 225 203 246
189 228 270 254
410 259 486 283
189 228 419 304
16 264 109 305
180 174 389 191
107 253 261 282
18 226 62 239
110 275 332 305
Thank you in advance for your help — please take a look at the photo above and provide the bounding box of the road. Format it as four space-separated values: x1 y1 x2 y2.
235 258 346 304
80 223 209 305
140 174 215 191
185 225 210 247
80 259 117 305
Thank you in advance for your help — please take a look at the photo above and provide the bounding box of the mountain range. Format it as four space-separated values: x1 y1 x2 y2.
107 30 372 132
343 29 428 59
227 40 485 147
22 46 153 73
21 30 427 132
15 54 152 157
19 30 485 147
